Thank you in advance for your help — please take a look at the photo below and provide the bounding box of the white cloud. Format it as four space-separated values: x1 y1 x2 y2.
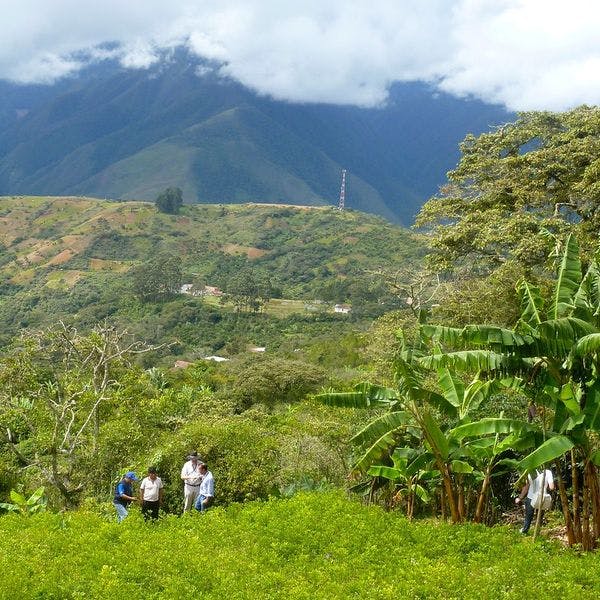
0 0 599 110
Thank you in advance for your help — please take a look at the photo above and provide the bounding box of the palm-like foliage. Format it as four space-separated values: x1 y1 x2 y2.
420 234 600 548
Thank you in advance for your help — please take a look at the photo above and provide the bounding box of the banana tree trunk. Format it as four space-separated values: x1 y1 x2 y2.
572 449 582 543
582 465 592 551
554 458 576 546
474 464 492 524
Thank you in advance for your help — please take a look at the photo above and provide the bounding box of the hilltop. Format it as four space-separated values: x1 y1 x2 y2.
0 196 422 359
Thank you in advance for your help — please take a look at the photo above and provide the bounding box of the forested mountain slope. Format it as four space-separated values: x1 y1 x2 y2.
0 55 511 224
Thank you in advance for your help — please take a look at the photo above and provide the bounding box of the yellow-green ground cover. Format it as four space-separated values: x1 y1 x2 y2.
1 491 599 599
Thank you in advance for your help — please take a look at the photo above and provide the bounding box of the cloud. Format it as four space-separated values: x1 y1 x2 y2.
0 0 599 110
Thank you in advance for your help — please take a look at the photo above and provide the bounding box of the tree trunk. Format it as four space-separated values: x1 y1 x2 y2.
572 449 582 543
474 464 492 524
554 458 576 546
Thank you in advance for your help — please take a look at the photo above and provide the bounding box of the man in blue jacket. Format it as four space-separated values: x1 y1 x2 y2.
113 471 138 522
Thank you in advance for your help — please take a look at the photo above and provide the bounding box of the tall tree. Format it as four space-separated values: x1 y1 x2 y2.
416 106 600 275
155 187 184 214
131 253 183 302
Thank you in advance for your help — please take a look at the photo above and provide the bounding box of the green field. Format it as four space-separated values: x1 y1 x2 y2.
1 491 598 599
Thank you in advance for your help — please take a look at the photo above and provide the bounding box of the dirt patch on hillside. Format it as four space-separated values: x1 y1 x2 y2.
221 243 267 259
47 249 75 266
89 258 131 272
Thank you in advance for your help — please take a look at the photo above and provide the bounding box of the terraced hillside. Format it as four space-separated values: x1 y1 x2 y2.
0 196 423 359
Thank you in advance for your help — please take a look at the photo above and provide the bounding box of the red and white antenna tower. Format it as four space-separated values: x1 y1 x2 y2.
337 169 347 210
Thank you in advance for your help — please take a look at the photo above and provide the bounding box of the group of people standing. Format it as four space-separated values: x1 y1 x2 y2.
112 452 214 522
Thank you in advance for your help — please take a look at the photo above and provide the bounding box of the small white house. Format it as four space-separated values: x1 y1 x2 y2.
334 303 352 314
204 355 229 362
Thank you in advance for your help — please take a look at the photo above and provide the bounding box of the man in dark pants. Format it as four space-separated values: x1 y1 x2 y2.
139 466 164 521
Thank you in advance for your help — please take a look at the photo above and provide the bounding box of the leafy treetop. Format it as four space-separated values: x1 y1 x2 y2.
416 106 600 274
155 187 184 214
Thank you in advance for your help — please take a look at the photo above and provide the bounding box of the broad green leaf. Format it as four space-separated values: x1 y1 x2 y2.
406 453 434 477
450 418 529 440
550 233 581 319
414 484 431 503
352 431 398 474
368 466 403 481
26 487 45 506
516 280 543 330
438 368 464 408
0 503 19 512
422 412 449 461
350 411 411 447
517 435 574 473
560 414 586 433
558 382 581 416
10 490 26 505
451 460 473 474
419 350 522 374
316 383 398 409
571 333 600 357
584 381 600 432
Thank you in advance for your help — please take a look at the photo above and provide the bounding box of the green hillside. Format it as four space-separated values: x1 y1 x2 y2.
0 195 422 359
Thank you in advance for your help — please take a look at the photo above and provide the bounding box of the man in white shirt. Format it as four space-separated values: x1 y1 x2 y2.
515 468 554 533
194 463 215 512
139 466 164 520
181 452 203 512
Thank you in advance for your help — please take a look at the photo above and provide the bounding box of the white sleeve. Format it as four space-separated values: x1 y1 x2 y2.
546 470 554 486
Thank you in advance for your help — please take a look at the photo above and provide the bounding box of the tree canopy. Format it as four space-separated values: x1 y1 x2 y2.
155 187 184 214
416 106 600 275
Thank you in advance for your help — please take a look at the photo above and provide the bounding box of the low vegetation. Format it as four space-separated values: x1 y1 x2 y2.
2 491 599 599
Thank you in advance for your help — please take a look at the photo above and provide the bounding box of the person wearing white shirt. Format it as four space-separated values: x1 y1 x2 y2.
195 463 215 512
181 452 203 512
139 466 164 520
515 468 554 534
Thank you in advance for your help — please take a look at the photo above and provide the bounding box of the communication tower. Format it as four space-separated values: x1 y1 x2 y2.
337 169 347 210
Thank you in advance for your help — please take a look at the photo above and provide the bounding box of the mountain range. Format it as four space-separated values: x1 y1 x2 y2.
0 53 511 224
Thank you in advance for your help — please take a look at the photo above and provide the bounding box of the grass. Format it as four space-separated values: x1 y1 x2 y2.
1 491 600 599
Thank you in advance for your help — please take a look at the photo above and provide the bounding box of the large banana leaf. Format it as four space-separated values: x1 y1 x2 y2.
584 380 600 433
352 431 398 474
368 465 403 480
420 324 465 346
517 435 574 473
405 452 434 477
419 350 524 374
516 280 543 332
422 324 531 349
316 383 398 409
459 378 512 420
438 368 464 409
550 233 581 320
536 317 598 356
350 411 411 447
450 417 529 440
573 260 600 321
570 332 600 357
421 412 449 461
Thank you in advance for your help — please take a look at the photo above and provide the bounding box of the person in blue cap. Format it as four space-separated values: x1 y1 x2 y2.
113 471 138 522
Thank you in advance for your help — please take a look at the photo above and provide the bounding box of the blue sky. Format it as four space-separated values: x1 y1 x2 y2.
1 0 599 110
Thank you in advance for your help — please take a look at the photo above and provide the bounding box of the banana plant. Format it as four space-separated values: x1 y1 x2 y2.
317 359 509 522
0 487 46 515
420 234 600 548
368 448 436 519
